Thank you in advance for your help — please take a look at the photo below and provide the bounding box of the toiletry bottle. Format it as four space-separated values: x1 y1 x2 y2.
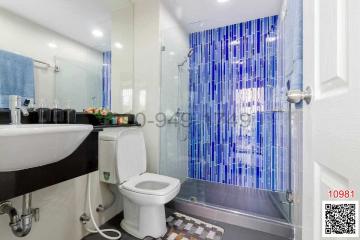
64 101 76 124
51 100 65 123
36 98 51 124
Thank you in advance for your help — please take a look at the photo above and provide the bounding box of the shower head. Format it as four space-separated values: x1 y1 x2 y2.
178 48 194 68
187 48 194 57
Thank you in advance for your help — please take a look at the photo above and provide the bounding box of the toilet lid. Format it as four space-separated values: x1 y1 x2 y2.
122 173 180 196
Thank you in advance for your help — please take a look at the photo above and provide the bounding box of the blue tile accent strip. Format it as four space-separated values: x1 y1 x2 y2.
102 51 111 109
188 16 289 192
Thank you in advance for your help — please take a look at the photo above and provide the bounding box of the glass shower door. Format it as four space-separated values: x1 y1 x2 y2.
160 17 293 224
159 27 189 183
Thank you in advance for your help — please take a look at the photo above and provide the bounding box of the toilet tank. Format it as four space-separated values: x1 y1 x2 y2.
99 128 146 184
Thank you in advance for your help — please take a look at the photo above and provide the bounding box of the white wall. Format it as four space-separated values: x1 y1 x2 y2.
133 0 161 173
0 7 102 107
111 0 189 175
111 0 162 173
111 0 134 113
0 7 122 240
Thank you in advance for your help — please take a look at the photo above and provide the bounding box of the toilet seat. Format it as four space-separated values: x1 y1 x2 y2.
119 172 181 238
122 173 180 196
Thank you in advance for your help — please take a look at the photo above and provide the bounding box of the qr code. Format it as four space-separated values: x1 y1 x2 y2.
322 201 359 238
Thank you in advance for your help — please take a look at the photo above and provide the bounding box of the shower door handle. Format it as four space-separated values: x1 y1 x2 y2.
286 86 312 104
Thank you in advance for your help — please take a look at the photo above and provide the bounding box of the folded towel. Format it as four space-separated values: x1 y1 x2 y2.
0 50 35 108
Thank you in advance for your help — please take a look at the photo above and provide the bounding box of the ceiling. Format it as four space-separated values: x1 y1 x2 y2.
0 0 128 52
162 0 283 33
0 0 283 51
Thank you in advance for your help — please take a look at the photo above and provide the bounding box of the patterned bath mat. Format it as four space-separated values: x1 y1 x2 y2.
143 212 223 240
164 212 224 240
142 212 224 240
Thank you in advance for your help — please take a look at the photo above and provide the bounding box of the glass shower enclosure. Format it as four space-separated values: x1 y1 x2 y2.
160 16 292 224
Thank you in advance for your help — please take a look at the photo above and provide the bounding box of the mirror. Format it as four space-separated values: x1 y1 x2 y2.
0 0 128 112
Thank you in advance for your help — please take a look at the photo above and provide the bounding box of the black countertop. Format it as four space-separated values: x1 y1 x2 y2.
0 109 140 129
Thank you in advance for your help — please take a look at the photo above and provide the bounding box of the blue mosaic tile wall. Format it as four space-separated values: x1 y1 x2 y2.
102 51 111 109
188 16 289 192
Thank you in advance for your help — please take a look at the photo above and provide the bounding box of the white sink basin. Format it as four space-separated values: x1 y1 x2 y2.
0 124 93 172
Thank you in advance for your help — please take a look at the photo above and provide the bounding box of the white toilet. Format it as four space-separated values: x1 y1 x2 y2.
99 128 180 239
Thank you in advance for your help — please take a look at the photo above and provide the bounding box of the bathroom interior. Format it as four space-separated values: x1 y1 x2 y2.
0 0 305 239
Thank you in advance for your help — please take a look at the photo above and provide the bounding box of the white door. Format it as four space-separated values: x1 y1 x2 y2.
303 0 360 239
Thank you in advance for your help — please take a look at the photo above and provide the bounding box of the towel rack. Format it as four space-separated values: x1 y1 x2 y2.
33 59 60 72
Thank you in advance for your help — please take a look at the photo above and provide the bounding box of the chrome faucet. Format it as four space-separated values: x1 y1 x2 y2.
9 95 29 125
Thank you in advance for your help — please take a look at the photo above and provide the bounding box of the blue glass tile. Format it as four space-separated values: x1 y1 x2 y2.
188 16 287 192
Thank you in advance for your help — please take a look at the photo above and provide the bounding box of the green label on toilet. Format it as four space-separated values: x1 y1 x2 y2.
103 172 110 181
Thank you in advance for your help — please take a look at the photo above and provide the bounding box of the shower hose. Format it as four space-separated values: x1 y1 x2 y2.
85 174 122 239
